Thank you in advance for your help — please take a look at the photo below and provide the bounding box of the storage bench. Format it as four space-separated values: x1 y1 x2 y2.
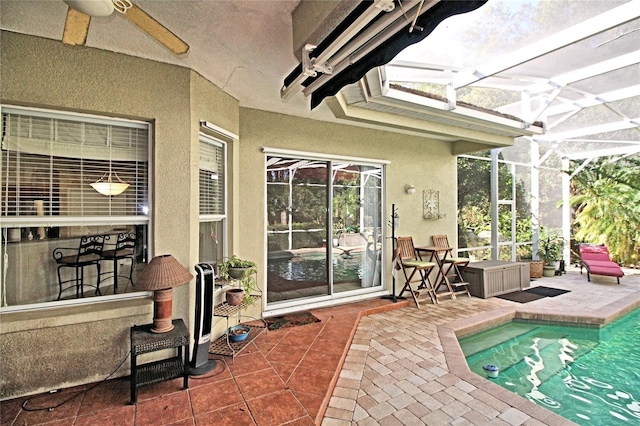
462 260 530 299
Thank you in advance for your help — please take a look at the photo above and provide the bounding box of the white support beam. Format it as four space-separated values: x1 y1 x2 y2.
563 145 640 161
562 158 571 264
496 54 640 121
450 0 640 89
535 118 640 142
569 157 594 179
541 85 640 118
525 84 564 124
537 141 562 167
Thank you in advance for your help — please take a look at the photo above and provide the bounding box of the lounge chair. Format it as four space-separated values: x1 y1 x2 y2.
579 243 624 284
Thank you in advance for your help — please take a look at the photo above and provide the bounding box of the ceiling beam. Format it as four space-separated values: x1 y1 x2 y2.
450 0 640 89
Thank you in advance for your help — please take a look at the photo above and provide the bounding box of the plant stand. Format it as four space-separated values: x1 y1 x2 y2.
209 274 265 360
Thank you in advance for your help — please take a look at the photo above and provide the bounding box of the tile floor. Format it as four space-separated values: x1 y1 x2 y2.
1 266 639 426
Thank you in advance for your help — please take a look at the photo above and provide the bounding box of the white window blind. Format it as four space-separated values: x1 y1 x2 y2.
1 107 149 219
199 135 225 216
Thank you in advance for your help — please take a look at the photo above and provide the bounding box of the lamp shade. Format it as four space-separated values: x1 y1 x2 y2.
90 172 130 196
136 254 193 291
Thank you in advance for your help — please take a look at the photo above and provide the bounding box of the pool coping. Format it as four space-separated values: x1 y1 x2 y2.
436 290 640 426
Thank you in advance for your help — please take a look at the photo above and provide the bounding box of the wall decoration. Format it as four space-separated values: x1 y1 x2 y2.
423 189 445 220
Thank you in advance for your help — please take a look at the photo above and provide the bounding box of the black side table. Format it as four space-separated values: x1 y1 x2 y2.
130 318 190 404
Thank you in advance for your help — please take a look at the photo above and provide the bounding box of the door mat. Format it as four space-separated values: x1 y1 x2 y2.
525 286 571 297
264 311 321 330
495 286 571 303
495 291 546 303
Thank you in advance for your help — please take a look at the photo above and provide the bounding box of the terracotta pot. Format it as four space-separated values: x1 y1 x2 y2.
225 288 244 305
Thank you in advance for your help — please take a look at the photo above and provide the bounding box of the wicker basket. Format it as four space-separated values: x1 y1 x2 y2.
528 260 544 278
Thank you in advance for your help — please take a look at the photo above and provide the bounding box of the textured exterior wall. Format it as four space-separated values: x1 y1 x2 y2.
238 108 458 304
0 31 238 400
188 72 241 335
0 30 460 400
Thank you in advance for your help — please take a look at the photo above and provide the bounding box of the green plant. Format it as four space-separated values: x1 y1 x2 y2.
536 231 564 265
218 255 258 304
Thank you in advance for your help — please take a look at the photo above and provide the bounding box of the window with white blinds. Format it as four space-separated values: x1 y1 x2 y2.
1 107 149 221
199 134 225 216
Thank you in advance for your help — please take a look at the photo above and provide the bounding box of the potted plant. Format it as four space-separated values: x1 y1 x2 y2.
218 255 258 305
536 231 564 277
517 245 543 279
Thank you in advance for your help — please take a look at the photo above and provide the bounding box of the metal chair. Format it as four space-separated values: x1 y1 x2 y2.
101 232 137 293
431 234 471 297
394 236 437 308
53 235 106 300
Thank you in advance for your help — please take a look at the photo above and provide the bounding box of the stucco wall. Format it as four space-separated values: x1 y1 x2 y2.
0 30 462 400
238 108 459 305
0 31 239 399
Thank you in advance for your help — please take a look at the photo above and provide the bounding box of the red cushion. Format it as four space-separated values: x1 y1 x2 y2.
582 260 624 277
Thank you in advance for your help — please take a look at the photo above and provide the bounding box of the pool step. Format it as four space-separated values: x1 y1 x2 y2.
460 322 542 357
467 336 599 396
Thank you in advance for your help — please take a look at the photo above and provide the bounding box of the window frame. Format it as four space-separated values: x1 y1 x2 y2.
0 105 152 312
198 122 234 264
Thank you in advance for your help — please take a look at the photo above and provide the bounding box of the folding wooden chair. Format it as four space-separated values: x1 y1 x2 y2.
431 235 471 298
394 237 437 308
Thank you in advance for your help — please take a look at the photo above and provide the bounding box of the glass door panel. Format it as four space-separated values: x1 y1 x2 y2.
266 155 383 306
266 157 329 303
332 164 382 294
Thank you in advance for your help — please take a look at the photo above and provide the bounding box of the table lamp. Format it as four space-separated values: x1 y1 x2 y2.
135 254 193 333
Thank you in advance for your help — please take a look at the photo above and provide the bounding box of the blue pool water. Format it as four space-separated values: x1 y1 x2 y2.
268 251 363 282
459 308 640 425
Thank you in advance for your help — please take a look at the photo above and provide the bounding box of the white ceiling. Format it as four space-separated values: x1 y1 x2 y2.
0 0 341 121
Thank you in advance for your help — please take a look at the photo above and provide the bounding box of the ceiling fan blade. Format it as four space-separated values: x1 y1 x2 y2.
62 7 91 46
120 4 189 55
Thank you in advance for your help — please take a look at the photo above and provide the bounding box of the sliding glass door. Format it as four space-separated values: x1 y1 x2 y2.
266 155 383 306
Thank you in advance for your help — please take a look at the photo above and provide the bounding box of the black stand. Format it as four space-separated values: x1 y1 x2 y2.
188 343 216 375
382 204 405 302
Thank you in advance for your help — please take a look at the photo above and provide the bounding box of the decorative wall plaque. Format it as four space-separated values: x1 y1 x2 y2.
423 189 445 220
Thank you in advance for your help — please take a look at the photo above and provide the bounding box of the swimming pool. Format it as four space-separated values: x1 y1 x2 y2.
268 251 363 282
459 308 640 425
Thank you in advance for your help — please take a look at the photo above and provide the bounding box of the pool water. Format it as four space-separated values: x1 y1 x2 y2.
459 309 640 425
268 251 363 282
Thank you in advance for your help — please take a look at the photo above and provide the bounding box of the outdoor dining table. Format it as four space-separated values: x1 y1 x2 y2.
415 245 457 301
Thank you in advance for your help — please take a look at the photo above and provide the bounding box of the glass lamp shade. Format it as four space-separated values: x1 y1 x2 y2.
90 172 130 196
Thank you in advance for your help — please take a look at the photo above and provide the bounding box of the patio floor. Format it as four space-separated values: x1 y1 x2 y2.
1 266 639 426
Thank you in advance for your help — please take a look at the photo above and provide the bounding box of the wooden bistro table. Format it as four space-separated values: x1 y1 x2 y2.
416 245 457 302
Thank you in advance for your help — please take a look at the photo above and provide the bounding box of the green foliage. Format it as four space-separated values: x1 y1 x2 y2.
457 156 532 251
266 164 364 251
568 157 640 266
536 229 564 265
218 255 258 304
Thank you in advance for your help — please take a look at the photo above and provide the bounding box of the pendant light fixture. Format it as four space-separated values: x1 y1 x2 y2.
91 172 130 196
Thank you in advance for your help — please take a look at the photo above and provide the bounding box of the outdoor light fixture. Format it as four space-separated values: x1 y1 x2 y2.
90 172 130 196
135 254 194 333
405 184 416 194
